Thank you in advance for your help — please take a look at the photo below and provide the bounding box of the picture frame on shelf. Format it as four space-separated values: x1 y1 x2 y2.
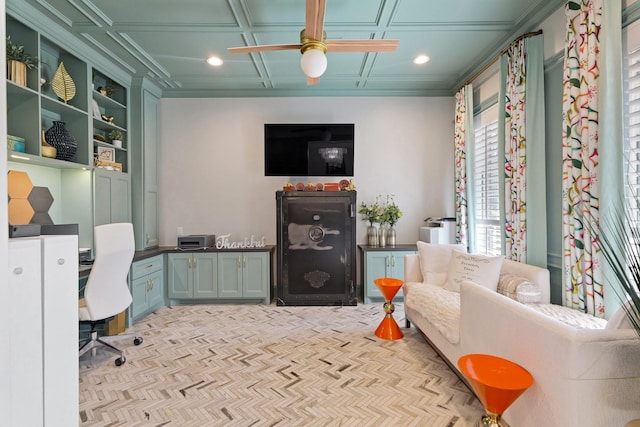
97 146 115 162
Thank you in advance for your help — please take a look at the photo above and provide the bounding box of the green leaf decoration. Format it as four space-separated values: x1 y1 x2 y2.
51 62 76 103
567 2 582 11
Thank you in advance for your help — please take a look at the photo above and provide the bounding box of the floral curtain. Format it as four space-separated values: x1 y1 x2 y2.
562 0 622 318
500 34 547 266
454 84 474 250
562 0 604 316
503 39 528 262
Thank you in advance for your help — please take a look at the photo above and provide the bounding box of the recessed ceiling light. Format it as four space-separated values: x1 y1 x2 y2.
206 56 223 66
413 55 430 65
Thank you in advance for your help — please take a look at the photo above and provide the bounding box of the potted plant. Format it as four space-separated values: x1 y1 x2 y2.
358 200 382 247
382 195 402 247
108 130 123 148
6 36 37 87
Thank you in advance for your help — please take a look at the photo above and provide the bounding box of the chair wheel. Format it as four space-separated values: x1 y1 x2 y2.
134 337 143 345
115 356 126 366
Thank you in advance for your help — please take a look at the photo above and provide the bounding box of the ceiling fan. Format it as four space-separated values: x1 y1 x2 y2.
227 0 399 85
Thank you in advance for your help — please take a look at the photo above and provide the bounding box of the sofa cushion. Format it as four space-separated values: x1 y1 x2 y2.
498 273 542 303
404 281 461 343
525 303 607 329
444 251 503 292
416 241 467 286
605 300 635 330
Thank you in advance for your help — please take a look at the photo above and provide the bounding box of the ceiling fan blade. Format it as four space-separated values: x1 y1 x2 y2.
306 0 326 41
307 76 320 85
228 44 302 54
326 39 399 52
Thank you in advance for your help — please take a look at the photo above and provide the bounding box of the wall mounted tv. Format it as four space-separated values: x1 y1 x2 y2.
264 123 354 177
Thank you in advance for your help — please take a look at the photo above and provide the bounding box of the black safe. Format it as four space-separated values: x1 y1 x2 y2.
275 191 357 306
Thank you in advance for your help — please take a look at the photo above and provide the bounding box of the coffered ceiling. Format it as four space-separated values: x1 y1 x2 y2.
8 0 564 97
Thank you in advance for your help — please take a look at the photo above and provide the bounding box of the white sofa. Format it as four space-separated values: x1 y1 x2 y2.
403 252 640 427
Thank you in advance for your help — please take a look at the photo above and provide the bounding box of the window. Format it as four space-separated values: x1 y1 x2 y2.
473 105 502 256
624 20 640 226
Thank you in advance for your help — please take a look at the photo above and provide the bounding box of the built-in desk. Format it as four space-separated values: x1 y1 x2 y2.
80 245 276 326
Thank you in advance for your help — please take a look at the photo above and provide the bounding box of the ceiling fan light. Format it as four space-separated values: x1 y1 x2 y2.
413 55 430 65
206 56 223 66
300 48 327 78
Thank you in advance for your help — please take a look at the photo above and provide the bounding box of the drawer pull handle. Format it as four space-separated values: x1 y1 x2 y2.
57 258 65 265
13 267 23 275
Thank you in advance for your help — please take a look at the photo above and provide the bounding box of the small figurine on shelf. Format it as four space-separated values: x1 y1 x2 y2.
101 114 114 124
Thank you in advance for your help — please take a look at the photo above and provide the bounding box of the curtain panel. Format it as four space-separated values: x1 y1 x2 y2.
500 34 547 266
454 84 474 250
562 0 605 316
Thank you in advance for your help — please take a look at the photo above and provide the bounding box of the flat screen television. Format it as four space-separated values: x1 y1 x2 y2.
264 123 354 176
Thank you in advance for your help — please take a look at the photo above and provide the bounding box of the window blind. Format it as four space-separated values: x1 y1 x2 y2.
625 38 640 224
473 119 502 256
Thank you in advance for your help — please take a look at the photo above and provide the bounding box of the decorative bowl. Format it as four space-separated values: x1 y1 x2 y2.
41 145 57 158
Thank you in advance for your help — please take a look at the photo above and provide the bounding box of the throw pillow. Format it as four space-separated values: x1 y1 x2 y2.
417 241 467 286
605 300 635 330
497 274 542 303
444 251 503 292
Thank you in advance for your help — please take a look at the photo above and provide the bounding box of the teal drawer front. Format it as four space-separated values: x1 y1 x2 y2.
131 254 163 279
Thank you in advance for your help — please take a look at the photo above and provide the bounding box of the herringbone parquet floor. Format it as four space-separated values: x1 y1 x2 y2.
79 303 483 426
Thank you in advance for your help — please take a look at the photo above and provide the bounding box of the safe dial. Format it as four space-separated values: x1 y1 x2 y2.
308 226 325 242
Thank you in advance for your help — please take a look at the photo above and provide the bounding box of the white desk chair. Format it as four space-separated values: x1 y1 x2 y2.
78 223 142 366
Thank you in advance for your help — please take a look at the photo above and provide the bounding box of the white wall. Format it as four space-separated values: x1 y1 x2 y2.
158 96 455 248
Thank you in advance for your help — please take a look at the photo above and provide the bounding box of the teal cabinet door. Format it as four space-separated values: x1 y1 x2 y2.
193 253 217 298
243 252 268 298
130 275 150 319
129 254 164 323
94 170 131 226
147 269 164 309
218 253 243 298
167 253 192 298
365 252 390 302
218 252 268 299
364 250 416 303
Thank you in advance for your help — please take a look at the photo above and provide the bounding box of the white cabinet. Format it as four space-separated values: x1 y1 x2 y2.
9 235 78 427
8 239 43 427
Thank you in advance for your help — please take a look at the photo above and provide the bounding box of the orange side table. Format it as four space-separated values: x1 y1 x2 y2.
458 354 533 427
373 277 404 340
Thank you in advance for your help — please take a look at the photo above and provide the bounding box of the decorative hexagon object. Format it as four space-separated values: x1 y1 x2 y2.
8 198 35 225
31 212 53 225
8 170 55 226
8 170 34 199
28 186 54 213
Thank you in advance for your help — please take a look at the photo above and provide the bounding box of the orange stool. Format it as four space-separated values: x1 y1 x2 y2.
458 354 533 427
373 277 404 340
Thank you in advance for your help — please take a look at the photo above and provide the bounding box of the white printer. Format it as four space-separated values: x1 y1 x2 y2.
419 217 456 244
